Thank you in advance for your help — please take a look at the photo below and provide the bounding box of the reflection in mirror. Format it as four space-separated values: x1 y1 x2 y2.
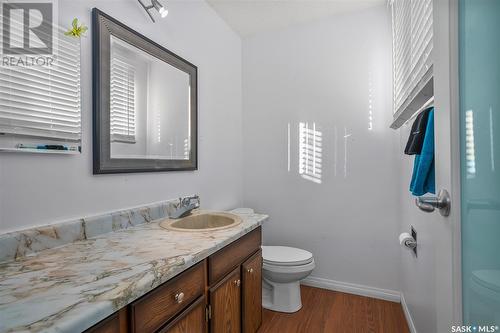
109 36 190 160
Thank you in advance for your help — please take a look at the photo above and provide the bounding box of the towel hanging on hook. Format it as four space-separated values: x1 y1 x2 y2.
409 108 435 196
404 107 432 155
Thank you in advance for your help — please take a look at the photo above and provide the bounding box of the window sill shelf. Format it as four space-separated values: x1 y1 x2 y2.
0 148 80 155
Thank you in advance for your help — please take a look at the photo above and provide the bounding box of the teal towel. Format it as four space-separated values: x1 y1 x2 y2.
410 108 435 196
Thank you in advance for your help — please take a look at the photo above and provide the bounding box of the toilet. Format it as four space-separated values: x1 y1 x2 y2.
261 245 315 313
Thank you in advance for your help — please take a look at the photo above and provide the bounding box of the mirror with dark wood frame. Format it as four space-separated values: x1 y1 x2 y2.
92 8 197 174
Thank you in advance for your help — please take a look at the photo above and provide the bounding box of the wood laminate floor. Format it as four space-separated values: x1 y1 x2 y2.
258 286 410 333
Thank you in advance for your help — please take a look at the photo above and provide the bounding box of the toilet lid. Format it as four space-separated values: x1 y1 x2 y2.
472 270 500 293
262 246 313 266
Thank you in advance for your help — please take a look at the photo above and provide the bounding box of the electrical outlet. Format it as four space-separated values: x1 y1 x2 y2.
411 226 417 257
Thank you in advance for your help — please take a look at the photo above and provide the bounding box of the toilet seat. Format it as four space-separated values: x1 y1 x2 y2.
262 246 314 266
263 259 316 274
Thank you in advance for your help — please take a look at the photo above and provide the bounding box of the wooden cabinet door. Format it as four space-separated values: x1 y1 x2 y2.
241 250 262 333
209 267 241 333
85 308 128 333
158 296 206 333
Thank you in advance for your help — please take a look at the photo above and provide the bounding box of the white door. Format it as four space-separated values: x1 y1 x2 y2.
399 1 461 332
432 0 461 331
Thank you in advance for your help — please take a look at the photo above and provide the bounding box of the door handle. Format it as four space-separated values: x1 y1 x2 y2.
415 189 451 216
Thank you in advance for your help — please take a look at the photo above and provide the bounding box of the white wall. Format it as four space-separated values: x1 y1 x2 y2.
242 6 401 293
0 0 243 233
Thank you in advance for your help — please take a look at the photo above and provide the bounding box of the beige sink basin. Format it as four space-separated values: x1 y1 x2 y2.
160 211 242 231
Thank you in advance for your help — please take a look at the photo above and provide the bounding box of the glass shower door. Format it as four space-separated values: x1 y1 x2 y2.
460 0 500 326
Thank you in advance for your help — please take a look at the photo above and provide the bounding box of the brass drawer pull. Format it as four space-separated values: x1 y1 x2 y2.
234 279 241 287
247 268 254 274
175 292 185 304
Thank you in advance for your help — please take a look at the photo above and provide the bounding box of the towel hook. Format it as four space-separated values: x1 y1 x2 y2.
415 189 451 216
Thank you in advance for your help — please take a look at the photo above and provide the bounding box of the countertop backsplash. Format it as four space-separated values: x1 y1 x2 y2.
0 198 183 263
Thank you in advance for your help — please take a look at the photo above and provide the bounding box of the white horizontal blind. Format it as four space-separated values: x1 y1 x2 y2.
110 56 136 143
0 29 81 141
391 0 433 115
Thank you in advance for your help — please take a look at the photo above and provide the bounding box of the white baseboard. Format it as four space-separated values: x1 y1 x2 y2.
400 293 417 333
301 276 401 303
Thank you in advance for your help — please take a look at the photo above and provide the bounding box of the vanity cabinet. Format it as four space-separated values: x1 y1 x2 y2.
85 227 262 333
209 268 241 333
242 250 262 333
158 296 206 333
208 226 261 285
86 309 128 333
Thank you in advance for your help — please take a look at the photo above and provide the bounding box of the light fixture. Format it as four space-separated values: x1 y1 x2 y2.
138 0 168 22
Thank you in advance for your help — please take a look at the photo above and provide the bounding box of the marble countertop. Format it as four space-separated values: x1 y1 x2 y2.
0 210 268 333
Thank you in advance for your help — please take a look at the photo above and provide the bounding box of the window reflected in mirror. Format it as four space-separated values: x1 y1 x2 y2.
109 36 191 160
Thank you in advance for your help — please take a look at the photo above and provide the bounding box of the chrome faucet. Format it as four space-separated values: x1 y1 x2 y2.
171 195 200 218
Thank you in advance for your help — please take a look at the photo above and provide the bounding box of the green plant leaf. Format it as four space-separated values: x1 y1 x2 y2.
72 18 78 29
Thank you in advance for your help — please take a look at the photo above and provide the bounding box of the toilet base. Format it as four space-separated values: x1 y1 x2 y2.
262 278 302 313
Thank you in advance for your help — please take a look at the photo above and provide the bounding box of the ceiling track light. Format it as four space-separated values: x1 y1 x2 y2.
138 0 168 22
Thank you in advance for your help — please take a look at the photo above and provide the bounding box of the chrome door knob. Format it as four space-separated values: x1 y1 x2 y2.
415 189 451 216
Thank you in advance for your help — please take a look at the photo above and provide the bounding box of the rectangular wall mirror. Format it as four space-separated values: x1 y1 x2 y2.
92 8 197 174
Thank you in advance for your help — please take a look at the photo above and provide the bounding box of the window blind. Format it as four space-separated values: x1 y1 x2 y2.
0 29 81 141
391 0 433 116
110 56 136 143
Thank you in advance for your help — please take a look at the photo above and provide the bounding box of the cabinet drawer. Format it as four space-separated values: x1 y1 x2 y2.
130 261 205 333
208 227 261 285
